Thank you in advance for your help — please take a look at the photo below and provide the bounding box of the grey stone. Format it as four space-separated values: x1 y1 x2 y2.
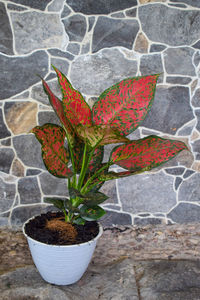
166 76 192 85
26 169 42 176
7 4 27 11
45 72 57 81
12 90 29 99
88 16 96 32
168 202 200 223
191 139 200 159
39 172 68 196
169 3 187 8
0 109 11 139
10 204 49 225
101 210 132 226
194 51 200 66
66 0 137 15
1 138 11 146
192 40 200 49
177 119 195 136
11 11 67 54
178 172 200 202
150 44 166 52
192 88 200 107
81 43 90 54
165 167 185 176
47 0 65 12
125 7 137 18
137 260 200 300
38 111 61 126
0 178 16 213
0 2 13 55
175 177 183 190
50 57 69 75
99 180 118 204
164 47 196 76
183 169 195 179
8 0 52 11
143 86 193 135
0 51 48 100
62 14 87 42
0 148 15 174
118 171 176 214
13 134 45 170
170 0 200 8
134 218 162 226
18 177 41 204
140 54 163 81
139 4 200 46
111 12 125 18
61 5 71 18
31 79 62 106
195 110 200 132
48 48 74 61
70 48 138 95
92 17 139 53
0 259 138 299
66 42 80 55
103 204 121 211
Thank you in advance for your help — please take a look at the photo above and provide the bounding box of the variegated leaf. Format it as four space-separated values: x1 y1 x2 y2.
92 74 159 136
53 66 92 127
42 78 75 147
110 136 188 172
31 124 73 178
76 125 130 148
88 146 104 173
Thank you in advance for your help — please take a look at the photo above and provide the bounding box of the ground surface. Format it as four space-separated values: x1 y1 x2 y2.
1 223 200 299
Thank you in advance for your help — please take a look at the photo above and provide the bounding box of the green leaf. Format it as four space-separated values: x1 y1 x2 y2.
76 124 129 148
82 191 109 207
80 205 106 221
73 217 86 225
44 197 66 210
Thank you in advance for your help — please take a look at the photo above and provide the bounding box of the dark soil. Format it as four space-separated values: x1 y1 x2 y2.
25 211 99 246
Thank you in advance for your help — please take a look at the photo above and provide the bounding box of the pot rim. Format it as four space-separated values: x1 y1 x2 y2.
22 214 103 248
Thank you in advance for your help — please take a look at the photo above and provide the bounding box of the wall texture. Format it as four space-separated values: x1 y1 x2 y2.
0 0 200 227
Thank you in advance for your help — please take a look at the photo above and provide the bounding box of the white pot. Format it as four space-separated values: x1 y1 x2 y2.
23 217 103 285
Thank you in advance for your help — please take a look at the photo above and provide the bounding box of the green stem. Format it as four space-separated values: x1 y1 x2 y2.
81 162 111 194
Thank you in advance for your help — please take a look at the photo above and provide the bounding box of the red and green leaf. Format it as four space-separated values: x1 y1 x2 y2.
31 124 73 178
76 124 130 148
53 66 92 127
88 146 104 173
110 135 188 172
42 79 75 147
92 74 159 136
80 205 106 221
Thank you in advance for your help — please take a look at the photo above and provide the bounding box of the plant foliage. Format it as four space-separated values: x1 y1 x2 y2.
31 67 188 224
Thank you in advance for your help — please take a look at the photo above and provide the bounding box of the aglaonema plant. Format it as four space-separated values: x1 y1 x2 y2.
31 66 188 225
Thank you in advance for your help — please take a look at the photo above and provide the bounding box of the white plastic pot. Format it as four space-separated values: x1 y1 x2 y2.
23 217 103 285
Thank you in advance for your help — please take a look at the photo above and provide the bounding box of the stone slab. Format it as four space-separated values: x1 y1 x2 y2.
0 259 139 299
11 11 67 54
136 260 200 300
0 51 48 100
0 2 13 55
8 0 52 10
139 4 200 46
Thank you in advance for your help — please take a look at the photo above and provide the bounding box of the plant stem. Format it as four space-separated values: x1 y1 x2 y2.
81 162 111 194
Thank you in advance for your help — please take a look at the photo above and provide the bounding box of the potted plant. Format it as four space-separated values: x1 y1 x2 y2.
23 66 187 285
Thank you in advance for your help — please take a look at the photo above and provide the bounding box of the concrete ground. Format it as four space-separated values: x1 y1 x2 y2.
1 223 200 300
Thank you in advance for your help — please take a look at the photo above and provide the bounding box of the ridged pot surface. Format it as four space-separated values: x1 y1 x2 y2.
23 217 103 285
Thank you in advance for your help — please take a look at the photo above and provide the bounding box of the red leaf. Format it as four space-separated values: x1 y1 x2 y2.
53 66 92 127
88 147 104 173
92 74 159 136
110 136 188 172
31 124 73 178
42 79 75 146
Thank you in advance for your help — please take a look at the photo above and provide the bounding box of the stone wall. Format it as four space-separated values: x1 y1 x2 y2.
0 0 200 227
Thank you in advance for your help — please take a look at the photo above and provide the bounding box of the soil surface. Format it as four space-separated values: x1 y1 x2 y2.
24 211 99 245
